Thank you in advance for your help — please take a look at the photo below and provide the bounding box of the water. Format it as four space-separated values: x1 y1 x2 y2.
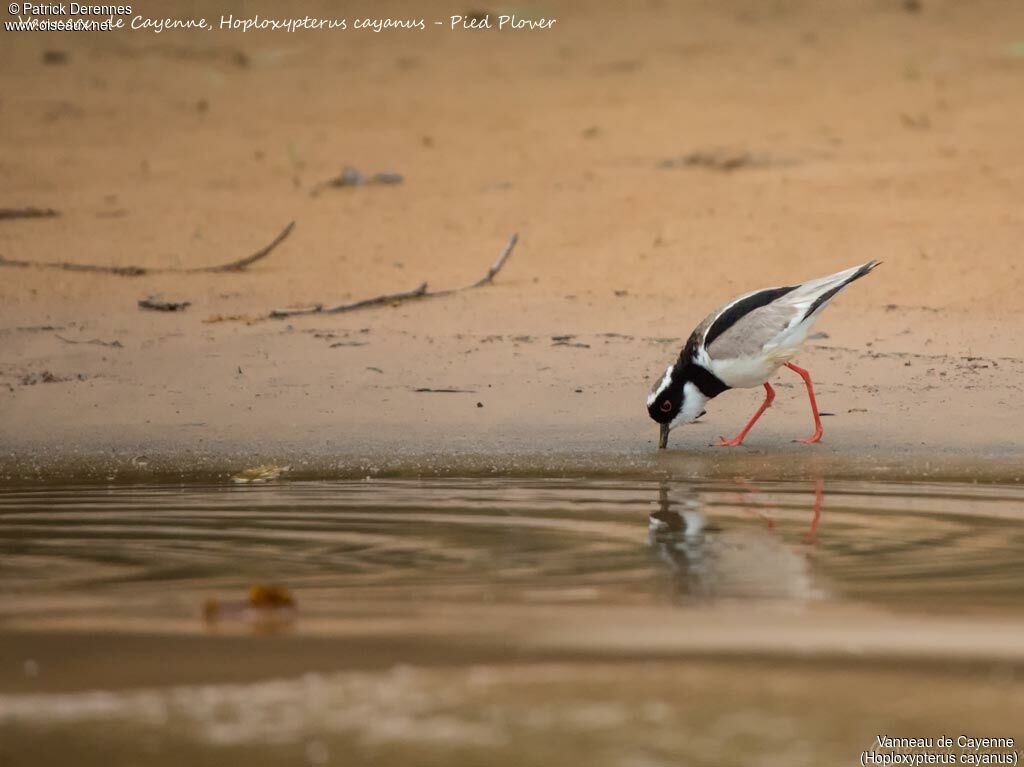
1 478 1023 766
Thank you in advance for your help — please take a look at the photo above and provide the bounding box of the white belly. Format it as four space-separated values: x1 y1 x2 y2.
708 347 798 389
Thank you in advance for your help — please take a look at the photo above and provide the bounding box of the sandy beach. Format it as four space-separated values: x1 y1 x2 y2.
2 0 1023 480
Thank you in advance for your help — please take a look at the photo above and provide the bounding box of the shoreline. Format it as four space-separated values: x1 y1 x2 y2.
3 443 1022 484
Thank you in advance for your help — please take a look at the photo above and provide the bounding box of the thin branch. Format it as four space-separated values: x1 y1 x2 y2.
269 233 517 319
197 221 295 272
0 207 59 221
268 304 324 318
270 283 428 319
324 282 428 314
0 221 294 276
138 297 191 312
471 232 518 287
0 256 148 276
55 333 123 348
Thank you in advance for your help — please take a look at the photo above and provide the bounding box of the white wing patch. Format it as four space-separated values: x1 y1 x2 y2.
694 343 712 368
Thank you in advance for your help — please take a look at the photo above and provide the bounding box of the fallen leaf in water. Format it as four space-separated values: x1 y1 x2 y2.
248 584 296 608
231 464 291 483
203 584 298 628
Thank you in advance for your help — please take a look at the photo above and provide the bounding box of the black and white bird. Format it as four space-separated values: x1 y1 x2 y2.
647 261 880 449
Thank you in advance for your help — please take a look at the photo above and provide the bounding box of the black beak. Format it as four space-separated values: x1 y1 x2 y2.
658 422 670 450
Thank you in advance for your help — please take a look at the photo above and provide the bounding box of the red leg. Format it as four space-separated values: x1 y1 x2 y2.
717 383 775 447
732 479 777 531
802 478 824 545
785 362 823 443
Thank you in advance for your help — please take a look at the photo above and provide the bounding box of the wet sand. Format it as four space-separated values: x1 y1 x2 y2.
2 0 1023 479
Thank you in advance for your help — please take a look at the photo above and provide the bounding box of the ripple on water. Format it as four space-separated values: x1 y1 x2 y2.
2 479 1024 764
2 479 1023 620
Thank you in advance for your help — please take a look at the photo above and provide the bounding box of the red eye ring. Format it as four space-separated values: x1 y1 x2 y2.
660 400 672 413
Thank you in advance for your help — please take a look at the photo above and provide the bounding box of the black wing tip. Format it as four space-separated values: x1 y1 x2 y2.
800 261 879 322
849 260 881 283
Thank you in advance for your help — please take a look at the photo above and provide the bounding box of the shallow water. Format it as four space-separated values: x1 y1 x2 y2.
1 478 1023 766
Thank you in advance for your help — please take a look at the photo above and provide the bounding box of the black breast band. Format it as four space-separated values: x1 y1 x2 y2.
684 360 729 399
676 338 730 400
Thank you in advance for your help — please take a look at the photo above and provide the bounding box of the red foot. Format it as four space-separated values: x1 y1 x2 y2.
715 382 775 447
793 430 823 444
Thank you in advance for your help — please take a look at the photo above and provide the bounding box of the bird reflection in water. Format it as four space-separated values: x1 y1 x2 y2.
649 479 825 602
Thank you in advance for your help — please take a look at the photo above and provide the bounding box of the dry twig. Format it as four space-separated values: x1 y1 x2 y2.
139 297 191 312
199 222 295 273
270 233 517 319
470 233 518 288
0 221 294 276
0 207 59 221
55 334 123 348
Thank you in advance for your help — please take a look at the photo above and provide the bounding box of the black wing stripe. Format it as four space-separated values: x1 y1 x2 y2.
704 286 796 347
800 262 877 322
800 284 844 323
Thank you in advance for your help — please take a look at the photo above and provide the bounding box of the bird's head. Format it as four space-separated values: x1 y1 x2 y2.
646 365 708 449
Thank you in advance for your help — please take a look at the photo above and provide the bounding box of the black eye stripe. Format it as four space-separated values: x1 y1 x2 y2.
660 400 672 412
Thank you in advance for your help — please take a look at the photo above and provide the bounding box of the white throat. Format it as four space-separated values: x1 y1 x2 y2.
671 382 708 429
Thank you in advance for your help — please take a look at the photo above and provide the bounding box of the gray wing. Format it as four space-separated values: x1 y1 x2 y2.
697 261 879 360
705 302 802 359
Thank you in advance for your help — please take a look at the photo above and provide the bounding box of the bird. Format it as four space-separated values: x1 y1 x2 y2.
649 492 824 602
647 261 880 449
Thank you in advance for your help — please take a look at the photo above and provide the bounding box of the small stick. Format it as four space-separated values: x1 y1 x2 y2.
324 282 429 314
139 297 191 312
270 283 428 319
269 233 517 319
268 304 324 318
470 233 518 288
197 221 295 273
0 221 294 276
0 256 147 276
54 334 123 348
0 207 59 221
